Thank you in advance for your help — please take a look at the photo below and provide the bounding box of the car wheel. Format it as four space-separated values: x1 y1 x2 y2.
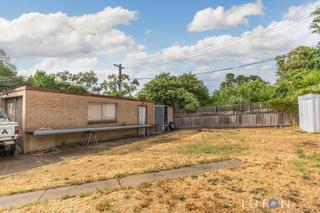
4 144 16 156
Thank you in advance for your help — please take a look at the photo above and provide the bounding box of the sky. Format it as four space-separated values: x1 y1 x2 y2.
0 0 319 91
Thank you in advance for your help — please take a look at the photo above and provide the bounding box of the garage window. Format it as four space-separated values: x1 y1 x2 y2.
88 103 116 122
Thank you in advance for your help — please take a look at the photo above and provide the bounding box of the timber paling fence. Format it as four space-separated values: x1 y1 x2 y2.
174 104 298 129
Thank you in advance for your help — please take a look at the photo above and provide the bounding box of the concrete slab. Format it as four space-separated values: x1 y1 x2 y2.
0 159 243 209
40 179 120 200
0 190 45 209
0 139 138 176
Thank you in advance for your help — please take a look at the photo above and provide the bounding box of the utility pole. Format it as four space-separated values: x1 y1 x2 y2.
113 64 125 92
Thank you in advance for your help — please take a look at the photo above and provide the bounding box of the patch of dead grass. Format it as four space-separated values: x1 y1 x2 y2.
2 127 320 212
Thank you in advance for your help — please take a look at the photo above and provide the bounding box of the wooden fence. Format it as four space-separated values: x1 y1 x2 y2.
174 110 298 129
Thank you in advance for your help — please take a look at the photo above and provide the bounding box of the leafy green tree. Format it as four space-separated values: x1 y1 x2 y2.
56 70 100 93
175 73 209 105
311 6 320 34
100 74 139 97
28 70 86 93
209 73 273 106
276 46 320 80
0 50 25 92
137 73 208 111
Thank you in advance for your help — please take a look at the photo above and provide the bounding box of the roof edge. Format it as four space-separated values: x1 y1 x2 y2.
5 86 153 103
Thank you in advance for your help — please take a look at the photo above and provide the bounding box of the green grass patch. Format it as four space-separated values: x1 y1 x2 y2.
181 143 247 156
207 178 220 186
293 160 310 180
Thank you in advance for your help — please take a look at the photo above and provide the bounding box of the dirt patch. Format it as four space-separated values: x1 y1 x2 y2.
302 140 320 147
3 127 320 212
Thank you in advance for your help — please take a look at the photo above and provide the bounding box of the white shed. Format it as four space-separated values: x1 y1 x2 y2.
298 93 320 133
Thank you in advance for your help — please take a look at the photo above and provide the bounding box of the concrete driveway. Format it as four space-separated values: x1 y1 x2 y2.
0 138 139 176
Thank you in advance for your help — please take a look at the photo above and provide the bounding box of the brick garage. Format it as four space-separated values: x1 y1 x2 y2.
0 86 173 153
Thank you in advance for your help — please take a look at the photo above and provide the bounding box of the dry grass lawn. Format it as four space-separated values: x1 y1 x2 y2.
2 127 320 212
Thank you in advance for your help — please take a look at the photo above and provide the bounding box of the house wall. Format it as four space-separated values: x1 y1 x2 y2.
0 89 26 132
24 89 153 131
1 87 154 153
167 106 174 123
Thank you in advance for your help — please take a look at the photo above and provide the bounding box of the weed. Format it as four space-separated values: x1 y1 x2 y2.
79 192 92 198
139 201 150 208
219 202 231 209
191 175 198 180
61 194 72 200
96 188 104 194
297 148 305 159
114 172 130 179
176 194 186 201
293 160 310 180
207 178 220 186
65 180 82 186
96 199 112 212
227 185 245 193
250 187 268 197
272 156 282 165
282 189 301 203
138 182 153 188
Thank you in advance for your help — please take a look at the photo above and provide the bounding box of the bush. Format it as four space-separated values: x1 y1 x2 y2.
268 96 298 112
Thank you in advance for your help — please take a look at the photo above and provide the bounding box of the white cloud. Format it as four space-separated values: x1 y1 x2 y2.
0 7 138 58
33 57 100 72
188 0 264 32
123 2 318 90
145 29 152 35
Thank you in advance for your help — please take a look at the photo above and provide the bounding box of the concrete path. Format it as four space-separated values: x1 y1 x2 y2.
0 138 139 176
0 159 242 209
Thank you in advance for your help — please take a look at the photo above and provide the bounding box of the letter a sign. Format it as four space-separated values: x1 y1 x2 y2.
1 129 8 135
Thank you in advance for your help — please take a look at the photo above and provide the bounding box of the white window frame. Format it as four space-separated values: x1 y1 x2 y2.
88 102 117 123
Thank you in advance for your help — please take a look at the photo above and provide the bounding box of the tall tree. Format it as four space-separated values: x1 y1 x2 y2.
311 6 320 34
56 70 100 93
100 74 139 97
137 73 208 111
276 46 320 80
0 49 24 92
209 73 274 106
28 70 87 93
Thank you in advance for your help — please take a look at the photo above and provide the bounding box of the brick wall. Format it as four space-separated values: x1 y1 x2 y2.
24 89 154 131
23 88 155 152
0 87 154 153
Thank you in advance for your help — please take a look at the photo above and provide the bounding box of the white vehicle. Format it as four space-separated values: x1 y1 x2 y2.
0 108 19 156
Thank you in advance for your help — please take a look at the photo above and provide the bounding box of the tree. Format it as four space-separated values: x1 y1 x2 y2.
100 74 139 97
209 73 274 106
175 73 209 105
56 70 100 93
137 73 209 111
276 46 320 80
27 70 87 93
311 6 320 34
220 73 265 88
0 49 25 92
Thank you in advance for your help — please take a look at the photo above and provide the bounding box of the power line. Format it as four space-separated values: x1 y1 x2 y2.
127 3 317 70
192 43 319 75
193 58 275 76
134 43 319 80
